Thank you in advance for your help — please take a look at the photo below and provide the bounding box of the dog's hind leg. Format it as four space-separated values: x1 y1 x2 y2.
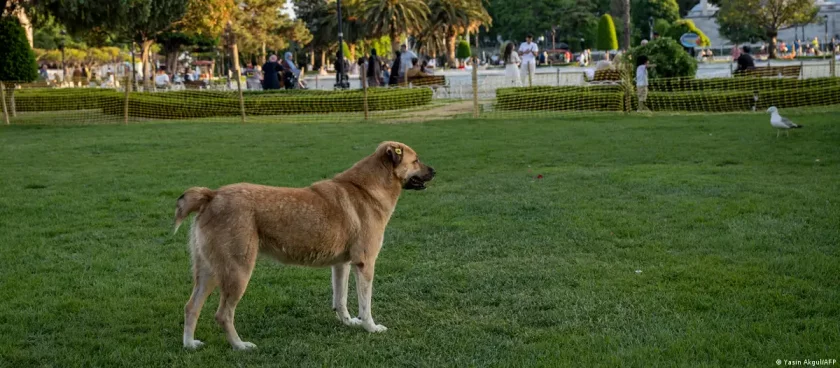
213 234 259 351
332 263 361 327
183 257 217 349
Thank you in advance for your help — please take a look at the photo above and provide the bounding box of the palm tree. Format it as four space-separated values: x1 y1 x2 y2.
363 0 430 56
423 0 490 68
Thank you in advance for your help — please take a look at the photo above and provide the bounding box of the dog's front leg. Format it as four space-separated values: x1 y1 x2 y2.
354 262 387 332
332 263 362 327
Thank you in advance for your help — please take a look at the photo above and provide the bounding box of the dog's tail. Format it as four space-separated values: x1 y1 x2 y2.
173 187 216 234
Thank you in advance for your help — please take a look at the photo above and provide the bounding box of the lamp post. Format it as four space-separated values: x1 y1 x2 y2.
59 30 67 80
334 0 349 89
130 42 137 89
824 15 829 52
649 16 654 41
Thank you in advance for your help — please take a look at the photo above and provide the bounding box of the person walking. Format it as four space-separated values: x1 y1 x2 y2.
503 42 522 86
388 51 402 86
367 49 382 87
635 55 654 112
518 34 538 85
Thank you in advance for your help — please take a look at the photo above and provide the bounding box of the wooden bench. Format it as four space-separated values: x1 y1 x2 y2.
397 75 447 87
397 75 448 97
735 65 801 78
184 80 207 89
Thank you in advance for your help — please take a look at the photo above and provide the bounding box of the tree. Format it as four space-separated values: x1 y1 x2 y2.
363 0 430 54
597 14 618 51
38 0 189 87
233 0 312 64
631 0 679 41
0 16 38 119
715 0 818 58
666 19 710 47
627 37 697 78
425 0 490 68
455 38 471 59
677 0 699 17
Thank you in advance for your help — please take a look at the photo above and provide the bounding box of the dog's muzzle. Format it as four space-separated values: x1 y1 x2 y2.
403 167 436 190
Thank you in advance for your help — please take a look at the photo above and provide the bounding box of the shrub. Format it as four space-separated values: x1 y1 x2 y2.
456 39 472 60
0 17 39 83
626 38 697 79
666 19 711 47
650 77 840 92
653 19 671 39
13 89 121 112
101 88 433 119
597 14 619 51
496 87 625 112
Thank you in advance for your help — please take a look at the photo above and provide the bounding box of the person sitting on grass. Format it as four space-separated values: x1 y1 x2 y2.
406 58 430 78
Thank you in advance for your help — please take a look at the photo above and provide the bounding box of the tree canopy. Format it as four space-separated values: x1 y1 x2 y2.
715 0 818 58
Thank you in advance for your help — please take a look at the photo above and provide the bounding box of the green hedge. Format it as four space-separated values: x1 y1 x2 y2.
497 87 625 112
102 88 433 119
650 77 840 92
498 83 840 112
10 89 121 112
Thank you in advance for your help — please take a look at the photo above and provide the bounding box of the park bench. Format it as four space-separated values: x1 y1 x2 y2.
735 65 802 78
184 80 207 89
397 75 449 97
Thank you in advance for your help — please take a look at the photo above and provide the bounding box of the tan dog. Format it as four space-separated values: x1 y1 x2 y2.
173 141 435 350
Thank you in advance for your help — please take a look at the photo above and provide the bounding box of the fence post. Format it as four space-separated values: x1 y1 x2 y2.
472 55 479 118
0 81 9 125
123 76 130 125
226 22 246 124
831 53 836 78
556 68 560 86
362 71 369 120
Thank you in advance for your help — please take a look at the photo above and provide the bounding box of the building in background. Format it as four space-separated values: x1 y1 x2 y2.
686 0 838 48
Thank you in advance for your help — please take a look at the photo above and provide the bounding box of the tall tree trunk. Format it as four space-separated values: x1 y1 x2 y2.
350 43 356 61
260 42 267 65
140 39 154 89
391 30 400 58
447 29 457 68
769 34 778 59
310 45 315 71
166 50 179 75
320 50 326 73
623 0 631 50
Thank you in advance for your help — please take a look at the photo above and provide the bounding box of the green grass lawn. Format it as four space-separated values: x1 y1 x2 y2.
1 110 839 367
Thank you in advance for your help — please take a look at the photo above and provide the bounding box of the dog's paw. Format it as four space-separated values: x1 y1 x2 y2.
232 341 257 351
343 317 363 327
363 323 388 333
183 339 205 350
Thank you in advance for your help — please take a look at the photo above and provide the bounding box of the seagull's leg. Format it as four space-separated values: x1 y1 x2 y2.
776 130 780 138
786 129 790 137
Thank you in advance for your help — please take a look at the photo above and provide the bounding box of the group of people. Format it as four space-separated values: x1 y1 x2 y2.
354 45 436 87
252 52 306 90
501 34 540 86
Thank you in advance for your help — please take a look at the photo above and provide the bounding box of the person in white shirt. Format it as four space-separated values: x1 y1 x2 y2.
503 42 522 86
518 34 538 85
154 68 171 89
399 45 417 79
635 55 655 112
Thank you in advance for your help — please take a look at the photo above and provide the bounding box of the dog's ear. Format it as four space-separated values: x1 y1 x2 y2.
385 146 403 166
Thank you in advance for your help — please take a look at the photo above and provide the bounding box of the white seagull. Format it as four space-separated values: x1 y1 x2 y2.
767 106 803 138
